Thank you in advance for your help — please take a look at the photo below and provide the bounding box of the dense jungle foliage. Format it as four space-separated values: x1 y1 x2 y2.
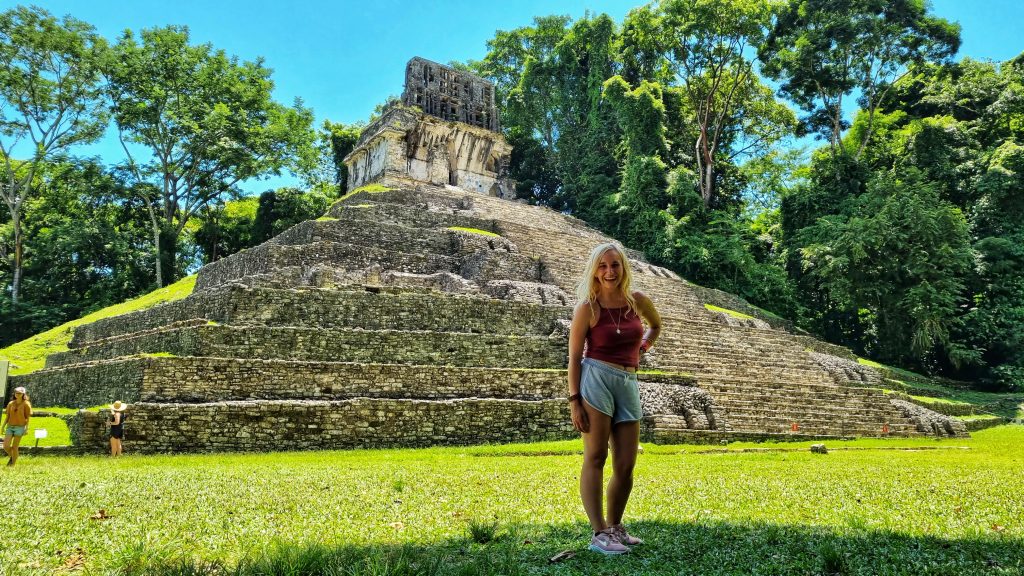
1 2 1021 390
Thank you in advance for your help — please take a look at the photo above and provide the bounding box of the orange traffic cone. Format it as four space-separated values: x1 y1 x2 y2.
882 423 890 434
790 422 799 432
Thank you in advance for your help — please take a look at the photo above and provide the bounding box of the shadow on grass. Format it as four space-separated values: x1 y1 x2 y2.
113 520 1021 576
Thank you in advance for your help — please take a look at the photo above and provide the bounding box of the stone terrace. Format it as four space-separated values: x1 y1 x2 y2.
13 183 965 452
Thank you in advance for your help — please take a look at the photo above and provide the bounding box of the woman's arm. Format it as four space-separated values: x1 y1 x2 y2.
568 302 593 432
634 291 662 352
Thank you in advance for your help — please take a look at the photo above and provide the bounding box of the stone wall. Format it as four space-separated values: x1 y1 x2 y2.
135 359 579 402
270 219 516 258
71 286 572 347
12 358 146 407
49 326 568 370
810 352 884 387
56 365 698 453
77 399 575 453
328 198 496 231
195 241 461 291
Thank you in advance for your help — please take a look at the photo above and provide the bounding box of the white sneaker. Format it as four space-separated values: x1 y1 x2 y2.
608 523 643 546
589 529 630 555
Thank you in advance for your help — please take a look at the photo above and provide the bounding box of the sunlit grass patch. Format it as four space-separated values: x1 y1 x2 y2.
447 226 500 237
333 183 394 204
704 303 755 320
1 426 1021 574
0 275 196 375
24 416 71 446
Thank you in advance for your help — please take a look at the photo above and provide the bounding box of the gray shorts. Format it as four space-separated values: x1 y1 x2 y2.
580 358 642 425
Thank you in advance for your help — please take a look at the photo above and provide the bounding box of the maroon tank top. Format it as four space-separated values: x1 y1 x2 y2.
585 305 644 368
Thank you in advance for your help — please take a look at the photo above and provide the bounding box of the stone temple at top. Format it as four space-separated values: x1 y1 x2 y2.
344 57 515 199
9 57 969 453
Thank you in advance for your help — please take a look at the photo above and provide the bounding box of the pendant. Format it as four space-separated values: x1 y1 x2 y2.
616 329 621 334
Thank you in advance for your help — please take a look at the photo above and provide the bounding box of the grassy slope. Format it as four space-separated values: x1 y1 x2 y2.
0 275 196 376
1 426 1021 574
855 358 1024 421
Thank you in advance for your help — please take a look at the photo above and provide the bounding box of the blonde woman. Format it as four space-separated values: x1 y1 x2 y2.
2 387 32 468
568 243 661 554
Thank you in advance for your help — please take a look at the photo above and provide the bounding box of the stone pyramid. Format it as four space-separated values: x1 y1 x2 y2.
12 58 966 452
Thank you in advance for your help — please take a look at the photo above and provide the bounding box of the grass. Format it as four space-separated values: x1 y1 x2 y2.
1 426 1021 574
0 275 196 376
446 226 500 237
703 303 755 321
17 416 71 447
877 380 1023 420
851 357 1023 420
334 183 394 205
856 357 933 384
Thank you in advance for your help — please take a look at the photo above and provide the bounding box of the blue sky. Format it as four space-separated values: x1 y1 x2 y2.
5 0 1023 193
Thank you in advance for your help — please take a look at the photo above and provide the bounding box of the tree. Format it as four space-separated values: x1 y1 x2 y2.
602 76 671 250
0 158 152 346
622 0 794 208
798 170 973 367
0 6 107 304
760 0 960 159
106 26 316 286
320 120 362 193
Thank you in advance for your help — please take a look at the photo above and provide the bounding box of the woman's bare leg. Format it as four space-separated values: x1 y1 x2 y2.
3 433 11 463
606 421 640 526
580 401 612 533
9 435 22 465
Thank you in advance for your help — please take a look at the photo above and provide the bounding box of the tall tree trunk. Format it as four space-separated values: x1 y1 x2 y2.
11 210 21 305
149 215 163 288
158 224 178 286
696 126 715 207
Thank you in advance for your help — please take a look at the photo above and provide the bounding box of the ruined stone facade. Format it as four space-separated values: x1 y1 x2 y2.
403 57 499 132
344 58 514 198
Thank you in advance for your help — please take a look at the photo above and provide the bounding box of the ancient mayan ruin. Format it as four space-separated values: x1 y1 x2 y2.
345 57 514 198
10 58 968 452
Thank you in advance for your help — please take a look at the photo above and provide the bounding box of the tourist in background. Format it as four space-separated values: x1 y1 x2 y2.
109 401 127 456
567 242 661 555
2 386 32 467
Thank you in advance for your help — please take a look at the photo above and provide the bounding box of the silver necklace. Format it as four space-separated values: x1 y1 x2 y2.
611 306 623 334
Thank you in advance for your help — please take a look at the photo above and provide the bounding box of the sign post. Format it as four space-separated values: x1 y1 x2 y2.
34 428 48 448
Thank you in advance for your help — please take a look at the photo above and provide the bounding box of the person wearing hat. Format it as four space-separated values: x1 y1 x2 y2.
2 386 32 467
109 401 127 457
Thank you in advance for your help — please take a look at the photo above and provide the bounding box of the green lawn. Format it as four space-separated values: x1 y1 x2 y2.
1 426 1021 575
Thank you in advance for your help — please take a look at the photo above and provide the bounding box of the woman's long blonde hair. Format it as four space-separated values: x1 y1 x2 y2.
575 242 637 314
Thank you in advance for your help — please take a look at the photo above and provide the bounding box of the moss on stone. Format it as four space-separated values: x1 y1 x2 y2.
704 303 754 321
335 183 394 204
446 226 499 237
316 216 339 221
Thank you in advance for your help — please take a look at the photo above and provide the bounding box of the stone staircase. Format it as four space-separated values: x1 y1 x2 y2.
12 182 965 452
